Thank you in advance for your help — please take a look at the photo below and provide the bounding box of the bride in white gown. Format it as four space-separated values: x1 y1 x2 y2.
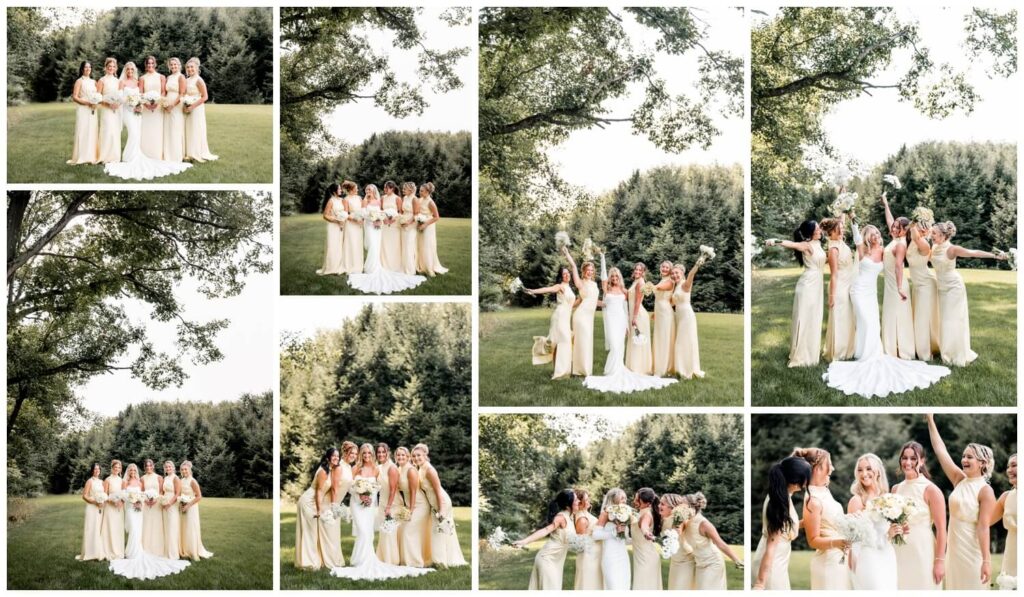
591 488 632 590
104 62 192 181
109 464 190 580
823 222 950 398
583 254 678 393
847 454 898 590
347 184 426 295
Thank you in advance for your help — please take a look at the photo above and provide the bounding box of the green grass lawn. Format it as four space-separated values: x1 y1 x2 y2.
771 550 1003 589
7 103 272 183
480 540 745 590
752 267 1017 406
480 308 743 406
6 495 272 590
280 215 472 296
280 504 472 589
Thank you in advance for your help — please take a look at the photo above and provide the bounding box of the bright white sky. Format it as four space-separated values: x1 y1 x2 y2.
543 411 646 448
278 298 369 339
325 7 474 145
548 6 747 194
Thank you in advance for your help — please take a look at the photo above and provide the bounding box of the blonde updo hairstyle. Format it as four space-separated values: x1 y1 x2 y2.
185 57 201 74
933 221 957 242
966 443 995 481
684 491 708 513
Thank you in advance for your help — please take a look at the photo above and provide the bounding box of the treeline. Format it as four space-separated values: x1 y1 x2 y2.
482 164 744 313
280 304 471 505
282 130 472 218
8 392 272 498
479 414 744 545
751 413 1017 551
7 7 272 105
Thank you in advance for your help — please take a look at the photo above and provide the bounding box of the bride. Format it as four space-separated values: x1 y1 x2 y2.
591 488 631 590
822 220 951 398
104 62 192 181
581 253 678 393
846 454 898 590
347 184 426 295
109 464 190 580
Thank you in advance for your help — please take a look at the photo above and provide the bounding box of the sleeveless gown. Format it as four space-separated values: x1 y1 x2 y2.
163 72 186 162
141 473 165 556
751 495 797 589
882 237 916 359
380 194 403 272
527 511 574 589
316 196 346 275
419 467 467 566
1003 487 1017 579
534 284 574 380
573 511 603 589
179 477 214 561
630 507 663 589
789 243 825 367
68 77 99 164
849 511 897 589
104 86 192 180
582 293 678 393
894 476 941 589
97 74 122 163
99 476 125 560
347 204 426 294
571 280 599 376
807 485 850 590
295 474 326 569
624 281 653 374
592 518 631 589
139 72 164 159
415 198 448 275
946 476 987 590
907 240 941 360
375 460 401 564
401 195 419 275
76 478 106 561
183 76 218 162
162 476 182 559
931 242 979 366
672 285 705 379
340 195 364 274
690 514 728 589
652 282 676 375
398 464 431 567
109 485 190 579
824 239 857 361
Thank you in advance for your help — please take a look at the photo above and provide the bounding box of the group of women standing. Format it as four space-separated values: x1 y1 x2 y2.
753 415 1016 590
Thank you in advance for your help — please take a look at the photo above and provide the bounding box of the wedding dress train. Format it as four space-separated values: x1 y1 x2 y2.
347 209 426 295
104 88 192 181
109 490 190 580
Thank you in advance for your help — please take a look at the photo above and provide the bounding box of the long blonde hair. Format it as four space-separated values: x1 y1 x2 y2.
358 443 380 477
850 453 889 502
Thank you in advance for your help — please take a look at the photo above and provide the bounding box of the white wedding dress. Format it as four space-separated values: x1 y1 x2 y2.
850 513 897 590
823 254 951 398
583 292 678 393
109 489 190 580
591 521 631 590
347 207 426 295
329 476 433 581
104 87 192 181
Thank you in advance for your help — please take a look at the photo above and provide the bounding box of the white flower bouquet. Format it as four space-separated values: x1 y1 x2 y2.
699 244 717 261
883 174 903 190
143 488 159 503
161 493 177 506
383 208 399 223
654 529 680 559
86 91 103 114
996 573 1017 590
671 503 695 527
835 512 874 562
399 213 414 225
555 231 572 250
1007 248 1018 271
379 515 400 535
911 206 935 227
866 493 918 545
368 207 385 228
413 213 429 224
830 191 858 216
631 325 647 346
392 505 411 521
641 281 656 297
568 534 593 554
94 491 109 506
353 478 380 497
319 508 336 523
142 91 162 108
507 277 524 293
331 503 352 523
123 90 142 115
102 92 121 107
605 504 634 539
486 526 514 551
582 238 601 261
178 494 194 512
182 94 200 106
126 488 144 511
830 165 853 187
350 209 365 222
433 510 456 535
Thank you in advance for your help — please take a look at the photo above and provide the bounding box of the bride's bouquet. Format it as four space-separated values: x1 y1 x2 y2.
605 504 634 540
699 245 717 261
654 528 681 559
123 89 142 115
353 478 380 499
177 494 194 513
911 206 935 227
367 207 385 229
883 174 903 190
835 512 874 563
866 493 918 546
830 191 858 216
830 165 853 187
86 91 103 114
379 515 400 535
126 488 144 511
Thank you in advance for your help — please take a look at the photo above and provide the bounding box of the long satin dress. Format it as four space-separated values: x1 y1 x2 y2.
546 284 574 380
824 239 857 361
893 476 941 589
141 473 165 557
419 466 466 566
668 522 697 589
183 76 218 162
416 198 448 275
527 511 574 589
401 195 418 275
323 464 350 568
399 464 431 566
341 195 364 274
99 475 125 560
751 495 798 589
375 460 401 564
625 281 653 374
77 477 106 560
946 476 987 589
789 243 825 367
652 282 676 375
67 78 99 164
691 514 728 589
808 485 851 590
139 72 164 159
1003 487 1017 578
907 240 940 360
631 507 663 589
162 476 183 559
672 285 705 379
295 475 324 569
931 242 979 366
162 72 186 162
380 194 403 272
179 477 214 561
882 237 916 359
97 75 122 163
573 511 603 590
572 280 599 376
316 196 346 275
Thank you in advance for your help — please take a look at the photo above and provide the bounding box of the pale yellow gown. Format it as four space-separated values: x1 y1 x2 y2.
77 477 106 560
376 460 401 564
545 284 574 380
399 464 431 567
789 243 825 367
691 514 729 590
631 507 663 590
180 476 214 561
162 476 183 559
416 198 448 275
162 72 186 162
652 282 676 375
183 76 218 162
341 195 364 274
99 475 125 560
573 511 603 590
97 75 121 163
1003 487 1017 578
946 476 987 590
672 285 705 379
808 485 851 590
325 463 351 568
381 194 403 272
824 239 857 361
401 195 419 275
420 466 466 566
316 196 346 275
931 242 979 366
295 474 324 569
751 495 798 589
907 240 940 360
893 476 941 589
572 280 599 376
527 511 575 589
67 78 99 164
141 473 165 556
625 280 653 374
668 522 697 589
882 238 916 359
139 72 164 159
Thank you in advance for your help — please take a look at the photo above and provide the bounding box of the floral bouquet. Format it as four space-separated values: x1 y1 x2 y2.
383 207 399 224
331 503 352 523
654 529 680 559
142 91 162 109
699 244 717 261
1007 248 1018 271
605 504 634 539
641 281 656 297
399 212 414 225
319 508 337 523
415 213 430 225
507 277 524 294
368 207 385 229
102 92 121 108
392 505 411 522
830 191 858 216
555 231 572 251
866 493 918 546
582 238 601 261
333 210 349 227
433 509 456 535
94 491 109 508
143 488 159 504
182 94 200 107
161 493 177 506
996 573 1017 590
124 90 142 115
631 325 647 346
353 478 380 499
671 502 695 527
830 165 853 187
126 488 144 511
568 534 594 554
380 515 400 535
178 494 194 513
350 209 366 222
486 526 514 551
835 512 874 563
911 206 935 227
86 91 103 114
883 174 903 190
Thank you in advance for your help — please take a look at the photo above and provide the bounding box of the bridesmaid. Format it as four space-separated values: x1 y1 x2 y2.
908 220 940 360
927 414 996 589
100 459 125 560
524 267 575 380
138 56 165 159
562 246 598 377
625 263 653 374
631 488 663 590
162 460 183 559
880 192 915 359
660 493 695 589
141 459 166 557
822 216 857 361
683 492 742 589
183 57 218 162
328 443 356 567
76 463 106 561
514 489 577 590
316 183 346 275
572 489 603 590
380 181 403 272
162 57 187 162
67 61 99 165
671 259 706 379
793 447 851 590
930 221 1007 366
652 260 676 376
340 181 364 274
765 220 825 367
375 443 402 565
96 57 122 163
179 460 214 560
993 454 1017 580
412 443 466 566
400 182 419 275
295 450 331 568
415 183 449 275
891 441 947 589
752 456 811 589
396 446 431 566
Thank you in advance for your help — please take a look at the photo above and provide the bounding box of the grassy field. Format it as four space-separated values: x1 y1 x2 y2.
280 215 472 296
6 495 272 590
752 267 1017 406
280 504 472 589
7 103 272 183
770 550 1003 589
480 540 745 590
480 308 743 406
